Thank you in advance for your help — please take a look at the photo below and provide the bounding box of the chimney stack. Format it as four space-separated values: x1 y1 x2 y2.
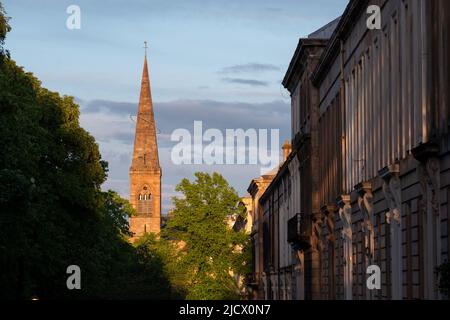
282 140 292 162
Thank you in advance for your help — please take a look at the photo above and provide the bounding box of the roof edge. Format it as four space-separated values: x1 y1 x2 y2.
310 0 369 86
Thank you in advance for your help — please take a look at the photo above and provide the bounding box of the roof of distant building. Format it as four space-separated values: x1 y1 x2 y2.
308 16 341 39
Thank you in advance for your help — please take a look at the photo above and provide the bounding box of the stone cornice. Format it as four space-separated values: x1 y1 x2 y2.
282 38 328 93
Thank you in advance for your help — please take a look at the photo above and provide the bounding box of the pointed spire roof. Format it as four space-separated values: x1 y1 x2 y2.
131 52 160 171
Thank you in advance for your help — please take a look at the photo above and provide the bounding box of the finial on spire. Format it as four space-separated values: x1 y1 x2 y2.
143 41 148 56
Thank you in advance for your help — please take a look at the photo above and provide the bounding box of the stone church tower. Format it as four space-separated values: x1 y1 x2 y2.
129 51 161 240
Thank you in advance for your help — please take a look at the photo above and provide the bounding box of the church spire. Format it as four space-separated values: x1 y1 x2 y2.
131 43 160 170
129 43 162 240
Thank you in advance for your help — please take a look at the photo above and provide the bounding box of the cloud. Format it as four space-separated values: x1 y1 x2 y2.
265 7 283 12
80 98 290 138
79 97 291 214
221 78 269 87
219 63 280 74
80 99 135 116
80 98 291 150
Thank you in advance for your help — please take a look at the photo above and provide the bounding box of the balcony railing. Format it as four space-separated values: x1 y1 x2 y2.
287 213 310 251
245 273 259 287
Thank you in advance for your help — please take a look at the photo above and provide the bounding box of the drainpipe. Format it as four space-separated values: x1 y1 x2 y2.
340 39 347 194
420 0 430 142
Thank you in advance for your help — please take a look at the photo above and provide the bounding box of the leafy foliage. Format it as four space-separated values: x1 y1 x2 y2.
134 234 187 299
163 172 251 300
0 2 10 58
0 7 251 300
0 13 172 298
438 261 450 297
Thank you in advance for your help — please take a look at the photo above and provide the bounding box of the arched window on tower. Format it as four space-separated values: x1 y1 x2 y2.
137 187 152 216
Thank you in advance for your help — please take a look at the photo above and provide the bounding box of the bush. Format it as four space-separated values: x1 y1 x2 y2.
438 261 450 297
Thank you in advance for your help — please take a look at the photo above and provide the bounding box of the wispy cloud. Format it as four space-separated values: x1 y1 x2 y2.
79 97 291 213
219 63 280 74
221 78 268 87
79 99 290 145
264 7 283 12
80 99 135 115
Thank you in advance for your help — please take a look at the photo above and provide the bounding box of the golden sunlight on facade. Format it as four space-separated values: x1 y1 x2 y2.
245 0 450 300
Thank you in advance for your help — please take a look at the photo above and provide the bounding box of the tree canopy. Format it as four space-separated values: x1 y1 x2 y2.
438 261 450 297
0 7 171 299
162 172 251 300
0 3 10 57
0 6 250 300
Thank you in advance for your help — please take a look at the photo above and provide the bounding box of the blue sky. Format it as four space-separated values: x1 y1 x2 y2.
3 0 348 213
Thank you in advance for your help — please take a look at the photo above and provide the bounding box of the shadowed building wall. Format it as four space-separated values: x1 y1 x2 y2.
311 0 450 300
249 0 450 300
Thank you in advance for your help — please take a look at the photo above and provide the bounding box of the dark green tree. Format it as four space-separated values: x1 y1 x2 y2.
438 261 450 298
0 2 10 58
163 172 251 300
0 5 172 299
134 234 186 299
